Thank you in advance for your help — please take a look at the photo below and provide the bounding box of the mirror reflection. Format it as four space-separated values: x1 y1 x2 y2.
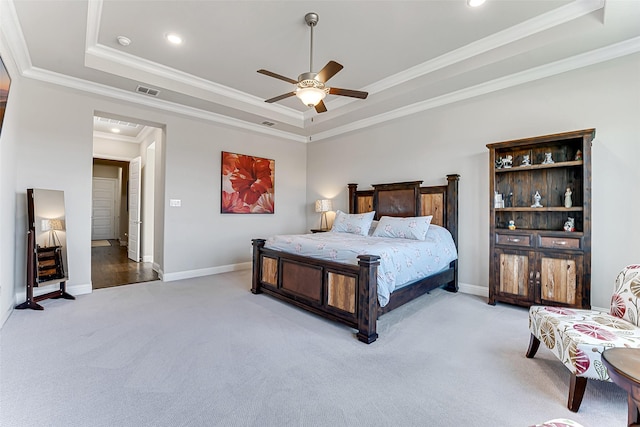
31 189 68 283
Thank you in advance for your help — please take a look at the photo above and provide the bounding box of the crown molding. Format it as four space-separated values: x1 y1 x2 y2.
305 0 606 120
85 0 304 128
3 0 633 146
0 0 32 74
311 35 640 142
21 66 307 143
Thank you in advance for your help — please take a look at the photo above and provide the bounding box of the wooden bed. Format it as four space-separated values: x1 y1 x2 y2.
251 174 459 343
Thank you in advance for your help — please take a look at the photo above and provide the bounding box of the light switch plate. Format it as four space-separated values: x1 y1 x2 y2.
169 199 181 207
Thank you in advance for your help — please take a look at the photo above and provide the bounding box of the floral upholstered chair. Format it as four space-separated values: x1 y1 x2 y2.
527 264 640 412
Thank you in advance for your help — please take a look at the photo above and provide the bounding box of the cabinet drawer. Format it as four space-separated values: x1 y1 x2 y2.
539 236 581 249
496 233 532 247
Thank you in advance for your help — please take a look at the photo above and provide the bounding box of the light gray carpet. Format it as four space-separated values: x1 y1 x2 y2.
0 270 625 426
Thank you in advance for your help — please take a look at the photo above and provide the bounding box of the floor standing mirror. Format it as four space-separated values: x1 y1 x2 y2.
16 188 74 310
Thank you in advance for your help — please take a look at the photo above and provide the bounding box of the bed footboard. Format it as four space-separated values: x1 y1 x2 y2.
252 238 381 343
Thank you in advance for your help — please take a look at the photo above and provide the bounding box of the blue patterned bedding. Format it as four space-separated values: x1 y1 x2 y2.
265 225 457 307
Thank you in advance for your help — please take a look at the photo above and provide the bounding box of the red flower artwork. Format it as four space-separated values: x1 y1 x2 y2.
221 151 274 214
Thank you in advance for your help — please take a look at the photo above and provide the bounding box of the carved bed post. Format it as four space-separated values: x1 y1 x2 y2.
356 254 381 344
251 239 266 294
446 174 460 292
348 183 358 214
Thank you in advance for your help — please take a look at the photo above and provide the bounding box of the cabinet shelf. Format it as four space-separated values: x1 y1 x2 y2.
496 207 583 212
487 129 593 310
495 160 583 173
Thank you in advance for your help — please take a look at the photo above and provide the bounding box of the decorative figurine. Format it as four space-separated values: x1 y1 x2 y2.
505 192 513 208
502 155 513 168
542 152 554 164
564 217 575 232
531 191 543 208
574 149 582 161
564 188 572 208
508 220 516 230
521 154 531 166
495 157 503 169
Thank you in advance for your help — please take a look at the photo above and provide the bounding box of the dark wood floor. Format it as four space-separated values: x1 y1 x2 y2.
91 240 158 289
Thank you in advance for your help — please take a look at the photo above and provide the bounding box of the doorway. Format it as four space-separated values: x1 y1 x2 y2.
91 115 162 289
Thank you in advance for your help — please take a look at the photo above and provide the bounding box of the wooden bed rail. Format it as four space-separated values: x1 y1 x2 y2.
251 238 382 343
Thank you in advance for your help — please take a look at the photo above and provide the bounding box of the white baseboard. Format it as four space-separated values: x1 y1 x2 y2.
1 306 13 328
162 262 252 282
458 282 489 298
69 283 93 295
142 255 153 263
14 282 92 305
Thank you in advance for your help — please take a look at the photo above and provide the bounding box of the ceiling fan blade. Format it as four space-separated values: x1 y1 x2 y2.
265 92 296 103
257 69 298 85
329 87 368 99
316 61 343 83
314 100 327 113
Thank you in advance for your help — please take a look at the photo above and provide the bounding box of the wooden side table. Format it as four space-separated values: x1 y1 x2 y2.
602 348 640 426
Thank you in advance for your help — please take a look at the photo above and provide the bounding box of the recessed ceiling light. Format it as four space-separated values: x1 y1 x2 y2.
166 33 183 45
467 0 486 7
111 128 121 133
116 36 131 46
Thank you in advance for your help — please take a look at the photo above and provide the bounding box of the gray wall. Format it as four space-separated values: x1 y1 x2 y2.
0 76 307 322
306 53 640 309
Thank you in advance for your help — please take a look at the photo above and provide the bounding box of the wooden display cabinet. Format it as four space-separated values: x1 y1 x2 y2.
487 129 594 309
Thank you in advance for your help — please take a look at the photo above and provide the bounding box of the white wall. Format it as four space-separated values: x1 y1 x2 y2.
0 52 18 326
0 77 307 322
306 53 640 309
93 136 140 160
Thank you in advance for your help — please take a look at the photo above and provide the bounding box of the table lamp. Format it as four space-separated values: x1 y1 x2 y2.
315 199 332 230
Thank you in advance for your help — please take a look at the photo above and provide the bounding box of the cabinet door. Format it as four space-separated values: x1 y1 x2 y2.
537 252 583 307
494 248 534 303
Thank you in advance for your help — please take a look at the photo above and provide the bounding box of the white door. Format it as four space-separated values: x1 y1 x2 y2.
128 156 142 262
92 178 117 240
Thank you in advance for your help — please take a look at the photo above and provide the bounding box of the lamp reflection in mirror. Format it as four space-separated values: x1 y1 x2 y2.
41 218 65 247
315 199 332 230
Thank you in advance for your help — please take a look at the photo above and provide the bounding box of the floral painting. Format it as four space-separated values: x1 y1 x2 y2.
221 151 274 214
0 56 11 137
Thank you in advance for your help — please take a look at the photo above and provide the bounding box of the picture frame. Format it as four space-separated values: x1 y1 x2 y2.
221 151 274 214
0 55 11 137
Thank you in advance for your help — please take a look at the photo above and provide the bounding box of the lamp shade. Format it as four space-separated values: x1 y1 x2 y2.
296 87 326 107
315 199 332 213
41 218 65 231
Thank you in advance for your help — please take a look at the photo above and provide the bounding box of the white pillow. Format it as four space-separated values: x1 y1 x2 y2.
330 210 375 236
372 216 433 240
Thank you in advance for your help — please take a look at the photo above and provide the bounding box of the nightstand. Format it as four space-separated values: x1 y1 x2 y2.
310 228 329 233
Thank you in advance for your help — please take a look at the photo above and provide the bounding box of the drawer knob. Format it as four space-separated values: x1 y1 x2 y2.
509 238 521 243
552 241 567 246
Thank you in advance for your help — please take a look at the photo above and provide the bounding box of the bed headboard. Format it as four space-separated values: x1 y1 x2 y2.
348 174 459 247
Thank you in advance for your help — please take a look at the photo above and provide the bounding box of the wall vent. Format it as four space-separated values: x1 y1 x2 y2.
136 85 160 97
261 121 276 127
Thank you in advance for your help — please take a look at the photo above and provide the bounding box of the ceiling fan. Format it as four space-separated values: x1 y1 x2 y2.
258 12 368 113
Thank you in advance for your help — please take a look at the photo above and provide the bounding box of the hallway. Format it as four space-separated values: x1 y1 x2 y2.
91 240 158 289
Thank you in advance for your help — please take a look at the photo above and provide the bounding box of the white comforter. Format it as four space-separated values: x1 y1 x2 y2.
265 225 457 307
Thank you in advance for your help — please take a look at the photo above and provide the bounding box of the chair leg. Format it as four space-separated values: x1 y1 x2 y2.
526 334 541 358
568 374 587 412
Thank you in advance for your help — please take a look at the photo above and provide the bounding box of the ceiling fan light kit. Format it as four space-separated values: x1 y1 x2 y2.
258 12 368 113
